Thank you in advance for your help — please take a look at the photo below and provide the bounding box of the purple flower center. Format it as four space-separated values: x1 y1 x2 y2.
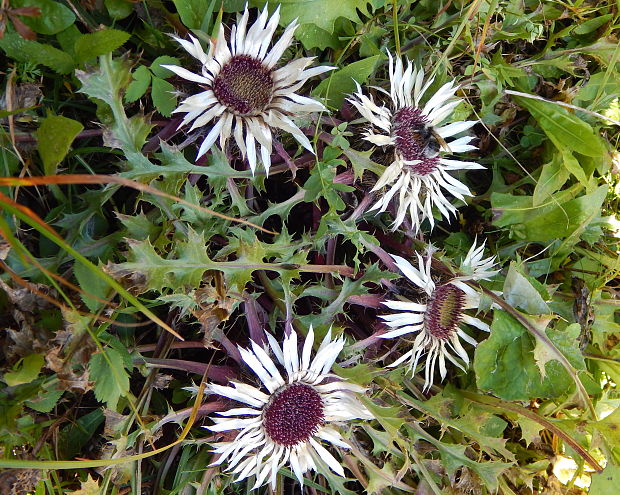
424 284 465 340
263 383 325 447
213 55 274 115
393 107 441 176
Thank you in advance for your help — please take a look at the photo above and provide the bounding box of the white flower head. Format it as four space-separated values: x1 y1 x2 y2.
206 326 372 489
163 5 333 174
348 52 483 233
379 240 498 391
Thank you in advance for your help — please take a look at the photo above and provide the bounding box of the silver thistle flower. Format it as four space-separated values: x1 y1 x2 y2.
163 5 333 174
379 241 499 390
348 52 483 232
206 327 372 489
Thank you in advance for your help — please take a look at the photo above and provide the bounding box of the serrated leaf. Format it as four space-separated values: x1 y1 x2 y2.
125 65 151 103
0 32 74 73
89 348 130 409
36 115 84 175
313 55 380 108
513 95 607 158
77 55 132 107
25 385 64 413
74 29 131 63
12 0 75 35
151 77 177 117
67 474 101 495
474 311 585 401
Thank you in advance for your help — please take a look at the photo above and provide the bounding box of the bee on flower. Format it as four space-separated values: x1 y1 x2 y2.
348 52 483 233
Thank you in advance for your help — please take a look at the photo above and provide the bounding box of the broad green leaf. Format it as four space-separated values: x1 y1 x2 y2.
0 33 74 73
150 56 181 79
560 149 588 186
89 348 130 409
275 0 375 34
12 0 75 35
513 95 607 158
74 29 131 63
151 77 177 117
3 354 45 386
474 311 584 401
313 55 380 108
491 185 607 242
590 465 620 495
125 65 152 103
36 115 84 175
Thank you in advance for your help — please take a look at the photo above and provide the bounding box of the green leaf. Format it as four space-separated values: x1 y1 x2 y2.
590 465 620 495
313 55 380 108
74 29 131 63
105 0 134 20
513 95 607 158
89 348 130 409
503 262 550 315
474 311 584 401
276 0 375 34
36 115 84 175
77 55 132 107
172 0 218 30
125 65 152 103
294 23 341 50
573 14 613 36
0 33 74 74
3 354 45 386
59 409 105 459
74 260 111 312
150 56 181 79
151 77 177 117
12 0 75 35
491 185 608 243
533 155 569 206
25 385 64 413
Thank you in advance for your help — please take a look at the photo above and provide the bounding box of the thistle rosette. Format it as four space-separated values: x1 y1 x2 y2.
206 327 372 489
348 52 482 232
163 5 333 174
379 241 499 390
